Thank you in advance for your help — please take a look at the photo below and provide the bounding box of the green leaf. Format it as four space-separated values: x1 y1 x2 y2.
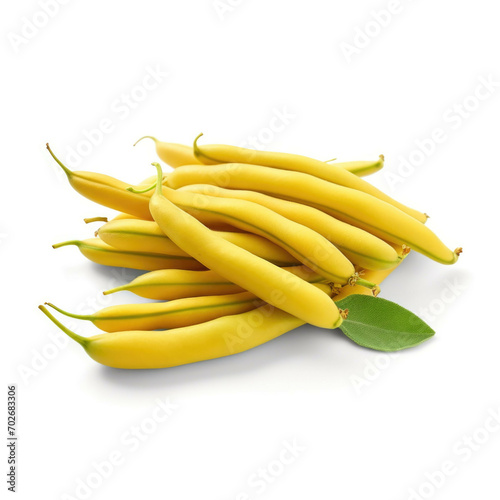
335 295 435 352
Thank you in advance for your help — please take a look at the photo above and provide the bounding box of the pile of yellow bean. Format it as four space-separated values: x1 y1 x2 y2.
39 136 461 369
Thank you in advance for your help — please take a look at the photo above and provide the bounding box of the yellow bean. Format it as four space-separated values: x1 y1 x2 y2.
45 291 263 332
47 144 157 220
52 238 205 271
103 265 324 300
193 135 426 222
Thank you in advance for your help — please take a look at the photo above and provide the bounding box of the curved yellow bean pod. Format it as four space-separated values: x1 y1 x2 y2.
46 144 156 220
52 238 204 271
97 219 299 267
149 163 342 329
103 265 324 300
46 290 264 332
193 135 426 222
167 164 461 265
36 304 303 369
180 184 399 270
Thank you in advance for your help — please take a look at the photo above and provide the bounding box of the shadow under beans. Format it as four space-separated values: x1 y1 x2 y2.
372 251 471 307
88 262 145 282
95 323 355 392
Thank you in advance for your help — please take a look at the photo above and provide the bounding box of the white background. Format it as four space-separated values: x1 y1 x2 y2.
2 1 499 499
